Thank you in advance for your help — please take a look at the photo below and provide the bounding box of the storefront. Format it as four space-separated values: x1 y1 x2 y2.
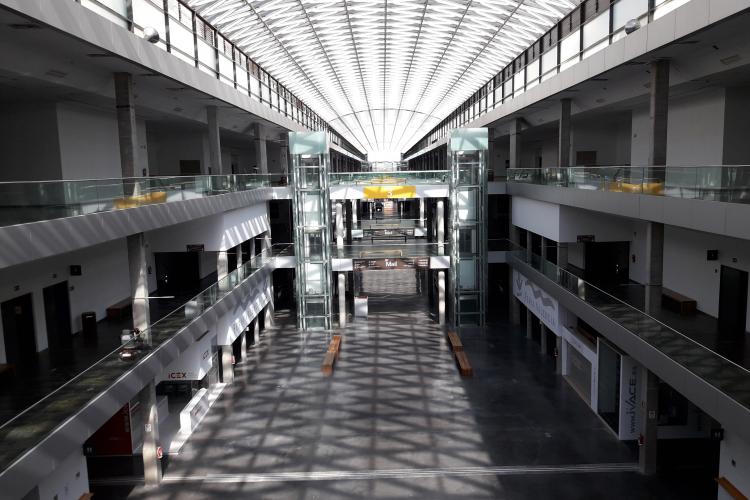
597 340 642 440
561 326 597 408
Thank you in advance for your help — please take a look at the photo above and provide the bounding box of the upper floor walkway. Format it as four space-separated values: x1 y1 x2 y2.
507 166 750 241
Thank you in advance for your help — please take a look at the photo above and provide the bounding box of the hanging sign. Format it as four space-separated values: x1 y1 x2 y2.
363 185 417 199
353 257 430 270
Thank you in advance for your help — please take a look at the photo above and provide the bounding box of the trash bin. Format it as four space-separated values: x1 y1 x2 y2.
354 294 368 319
82 311 97 343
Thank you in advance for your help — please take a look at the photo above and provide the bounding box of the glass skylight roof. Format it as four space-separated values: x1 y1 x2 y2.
188 0 578 159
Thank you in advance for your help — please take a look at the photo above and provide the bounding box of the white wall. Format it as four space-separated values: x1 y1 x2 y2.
571 117 631 166
512 196 560 241
719 431 750 500
663 225 750 331
56 103 122 180
34 445 90 500
0 104 62 181
146 126 207 176
0 239 130 362
147 203 270 253
631 87 726 166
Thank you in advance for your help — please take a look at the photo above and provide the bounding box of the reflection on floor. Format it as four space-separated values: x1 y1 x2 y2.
96 301 710 499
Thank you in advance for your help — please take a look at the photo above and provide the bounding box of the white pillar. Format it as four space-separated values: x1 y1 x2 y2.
352 200 358 228
338 272 347 327
217 250 229 291
221 345 234 383
139 381 161 486
240 330 247 359
438 270 446 325
114 72 139 179
436 200 445 255
253 124 268 174
207 105 223 174
336 202 345 248
127 233 150 332
419 199 425 227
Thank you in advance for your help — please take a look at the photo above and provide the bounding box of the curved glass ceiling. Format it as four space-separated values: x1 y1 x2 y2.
188 0 578 159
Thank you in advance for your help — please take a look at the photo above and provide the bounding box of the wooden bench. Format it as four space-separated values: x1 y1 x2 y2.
662 288 697 316
446 331 463 352
321 335 342 377
106 298 132 321
455 351 473 377
79 493 95 500
716 477 748 500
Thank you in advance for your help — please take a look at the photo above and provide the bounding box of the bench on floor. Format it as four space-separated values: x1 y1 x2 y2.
662 288 697 316
106 297 132 321
716 476 748 500
455 351 473 377
446 331 463 352
321 335 342 377
79 493 94 500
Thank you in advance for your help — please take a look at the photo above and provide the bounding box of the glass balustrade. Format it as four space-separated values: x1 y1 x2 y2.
506 240 750 413
328 170 450 185
508 166 750 203
0 173 289 227
331 242 448 259
0 243 290 473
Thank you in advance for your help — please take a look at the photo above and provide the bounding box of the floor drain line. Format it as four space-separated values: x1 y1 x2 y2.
162 463 639 484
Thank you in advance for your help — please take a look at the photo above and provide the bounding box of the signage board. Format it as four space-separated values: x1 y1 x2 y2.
363 185 416 199
353 257 430 270
512 269 559 334
618 356 642 440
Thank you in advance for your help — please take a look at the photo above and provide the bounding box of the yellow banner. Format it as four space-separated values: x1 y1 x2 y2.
363 185 417 199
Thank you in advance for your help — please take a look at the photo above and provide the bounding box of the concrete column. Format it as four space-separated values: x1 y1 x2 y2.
639 368 659 475
240 330 247 359
555 335 563 374
649 59 670 167
419 199 425 227
559 98 572 168
352 200 358 228
221 345 234 383
438 270 446 325
526 231 533 261
540 323 548 355
253 124 268 174
509 118 523 169
207 105 223 174
252 318 261 344
644 222 664 314
265 302 275 328
526 310 533 340
338 272 347 327
138 381 161 486
114 73 139 180
236 245 243 279
217 250 229 290
127 233 150 333
335 202 345 248
436 200 445 255
278 136 289 175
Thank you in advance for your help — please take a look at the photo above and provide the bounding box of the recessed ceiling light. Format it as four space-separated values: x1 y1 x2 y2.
8 23 42 30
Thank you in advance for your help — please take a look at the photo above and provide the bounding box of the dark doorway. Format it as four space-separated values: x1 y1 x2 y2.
179 160 201 176
584 241 629 286
43 281 72 360
1 293 37 367
227 246 238 272
155 252 200 295
576 151 597 166
718 265 748 339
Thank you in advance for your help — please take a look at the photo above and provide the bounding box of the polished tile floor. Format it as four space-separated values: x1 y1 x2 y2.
97 288 713 499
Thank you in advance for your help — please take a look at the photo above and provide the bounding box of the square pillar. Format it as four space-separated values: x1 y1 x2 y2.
335 202 345 248
540 323 548 355
138 381 162 487
649 60 670 167
509 118 523 169
559 98 572 168
644 222 664 314
221 345 234 383
338 272 347 327
217 250 229 291
253 124 268 174
207 105 223 174
526 309 533 340
438 270 446 325
114 72 139 180
127 233 150 332
639 369 659 475
436 200 445 255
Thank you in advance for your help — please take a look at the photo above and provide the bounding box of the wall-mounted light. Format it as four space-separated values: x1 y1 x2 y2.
625 19 640 35
143 27 160 44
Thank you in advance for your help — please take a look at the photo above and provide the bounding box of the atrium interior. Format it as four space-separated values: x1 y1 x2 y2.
0 0 749 499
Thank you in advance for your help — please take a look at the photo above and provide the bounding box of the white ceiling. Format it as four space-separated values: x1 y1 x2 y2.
188 0 578 159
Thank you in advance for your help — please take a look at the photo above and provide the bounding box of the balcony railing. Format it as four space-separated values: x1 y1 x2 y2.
0 243 290 474
331 242 448 259
0 173 289 227
507 240 750 416
507 166 750 204
329 170 450 186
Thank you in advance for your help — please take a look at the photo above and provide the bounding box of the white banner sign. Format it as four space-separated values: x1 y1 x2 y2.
159 331 215 382
513 269 559 334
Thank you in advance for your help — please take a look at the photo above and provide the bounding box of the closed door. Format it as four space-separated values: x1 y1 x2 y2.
718 265 748 339
1 293 36 366
43 281 72 358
